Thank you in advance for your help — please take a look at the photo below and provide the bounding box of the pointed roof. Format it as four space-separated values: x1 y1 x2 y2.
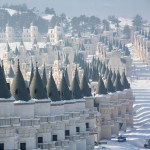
6 42 11 52
29 63 48 99
109 68 113 79
80 43 85 51
114 70 123 91
91 66 99 81
59 72 72 100
71 72 83 99
73 52 77 64
7 64 14 78
104 66 109 79
80 72 91 97
106 74 115 93
0 65 11 98
11 60 30 101
74 66 80 84
29 61 34 87
111 70 116 83
47 69 60 101
96 75 107 95
101 62 106 75
64 54 70 65
1 60 6 79
121 70 130 89
64 67 70 87
42 64 47 88
14 46 20 55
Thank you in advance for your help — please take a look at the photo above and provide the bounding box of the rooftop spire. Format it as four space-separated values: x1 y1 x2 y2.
29 59 34 87
121 70 130 89
106 73 115 93
64 67 70 87
114 70 123 91
29 63 48 99
111 70 116 84
47 68 60 101
96 75 107 95
59 72 72 100
11 60 30 101
0 64 11 98
74 66 80 84
71 71 83 99
80 72 92 97
42 64 47 88
7 64 14 78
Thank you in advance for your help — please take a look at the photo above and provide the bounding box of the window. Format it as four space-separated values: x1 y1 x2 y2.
52 135 57 141
0 143 4 150
38 137 43 143
15 89 18 95
76 127 80 133
65 130 70 136
20 143 26 150
49 92 51 97
86 123 89 129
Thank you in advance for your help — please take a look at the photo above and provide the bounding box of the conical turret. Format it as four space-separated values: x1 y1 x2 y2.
59 72 72 100
0 64 11 98
114 70 123 91
80 72 91 97
29 63 48 99
7 64 14 78
42 64 47 89
111 70 116 84
106 74 115 93
11 60 30 101
64 67 70 87
47 69 60 101
29 60 34 87
71 72 83 99
96 75 107 95
121 70 130 89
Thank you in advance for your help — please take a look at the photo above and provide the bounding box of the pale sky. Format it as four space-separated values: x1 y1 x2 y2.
0 0 150 19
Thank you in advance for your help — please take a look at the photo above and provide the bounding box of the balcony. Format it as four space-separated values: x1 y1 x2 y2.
0 117 20 127
20 119 40 127
37 143 49 149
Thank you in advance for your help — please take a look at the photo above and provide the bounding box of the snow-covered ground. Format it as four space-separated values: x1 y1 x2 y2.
95 47 150 150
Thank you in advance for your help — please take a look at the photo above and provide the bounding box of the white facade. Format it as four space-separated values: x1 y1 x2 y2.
48 26 64 44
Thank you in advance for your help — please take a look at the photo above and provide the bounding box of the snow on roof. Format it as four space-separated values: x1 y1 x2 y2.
118 17 133 28
0 42 46 59
42 14 54 21
0 8 18 16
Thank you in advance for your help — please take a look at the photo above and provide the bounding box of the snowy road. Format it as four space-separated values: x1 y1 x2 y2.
95 47 150 150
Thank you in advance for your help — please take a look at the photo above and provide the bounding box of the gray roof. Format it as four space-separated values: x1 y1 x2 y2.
47 70 60 101
71 72 83 99
64 68 70 87
114 71 123 91
29 65 48 99
0 65 11 98
59 73 72 100
42 64 47 88
80 72 92 97
7 65 14 78
29 62 34 87
96 75 107 95
10 60 31 101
